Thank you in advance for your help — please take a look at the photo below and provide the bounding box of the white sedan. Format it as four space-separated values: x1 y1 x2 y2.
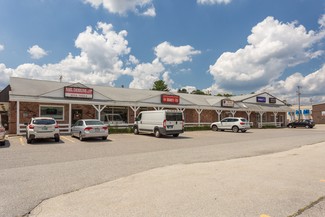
71 119 109 141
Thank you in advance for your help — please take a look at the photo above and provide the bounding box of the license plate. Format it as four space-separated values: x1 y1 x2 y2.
167 125 173 129
42 126 48 130
95 128 100 132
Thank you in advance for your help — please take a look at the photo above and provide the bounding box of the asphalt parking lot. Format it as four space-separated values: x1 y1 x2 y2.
1 126 325 217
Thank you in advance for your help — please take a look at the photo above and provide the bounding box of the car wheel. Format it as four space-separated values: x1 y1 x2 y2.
211 125 218 131
79 132 84 141
305 125 310 129
54 135 60 142
288 125 293 128
0 141 5 146
102 136 107 140
241 129 247 133
173 134 179 137
154 129 161 138
232 126 239 133
133 126 139 135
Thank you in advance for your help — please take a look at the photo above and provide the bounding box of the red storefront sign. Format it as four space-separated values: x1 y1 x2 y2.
64 87 93 99
161 94 180 104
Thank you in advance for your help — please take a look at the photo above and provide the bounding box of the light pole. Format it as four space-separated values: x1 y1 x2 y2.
297 86 302 121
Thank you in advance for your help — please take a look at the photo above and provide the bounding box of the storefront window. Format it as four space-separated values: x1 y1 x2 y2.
40 106 64 120
99 107 128 125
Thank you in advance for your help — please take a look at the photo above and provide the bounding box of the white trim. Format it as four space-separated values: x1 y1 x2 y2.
68 104 72 133
92 105 107 121
16 101 20 135
216 110 222 121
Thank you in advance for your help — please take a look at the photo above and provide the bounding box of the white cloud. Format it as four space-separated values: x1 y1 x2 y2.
259 64 325 105
155 41 201 65
180 86 197 94
197 0 232 5
319 14 325 28
0 22 133 87
27 45 48 59
141 6 156 17
128 55 139 65
1 22 182 90
74 22 130 74
162 71 174 89
0 64 13 87
209 16 325 93
0 44 4 51
128 58 165 89
84 0 156 17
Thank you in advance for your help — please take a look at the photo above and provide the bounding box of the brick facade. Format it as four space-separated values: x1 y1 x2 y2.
8 101 288 134
8 102 97 134
312 103 325 124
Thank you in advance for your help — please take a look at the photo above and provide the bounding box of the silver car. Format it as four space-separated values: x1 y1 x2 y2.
25 117 60 143
210 117 250 133
0 124 6 146
71 119 109 141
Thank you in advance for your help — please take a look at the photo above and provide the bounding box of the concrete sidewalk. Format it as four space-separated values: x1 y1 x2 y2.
28 142 325 217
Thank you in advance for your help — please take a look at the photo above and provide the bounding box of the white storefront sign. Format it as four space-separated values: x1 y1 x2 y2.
64 87 93 99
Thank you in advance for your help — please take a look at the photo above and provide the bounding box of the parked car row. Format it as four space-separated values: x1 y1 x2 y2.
25 117 109 144
21 113 316 144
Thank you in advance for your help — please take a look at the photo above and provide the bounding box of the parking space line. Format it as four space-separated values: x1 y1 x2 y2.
19 137 25 146
61 136 76 143
260 215 271 217
320 180 325 183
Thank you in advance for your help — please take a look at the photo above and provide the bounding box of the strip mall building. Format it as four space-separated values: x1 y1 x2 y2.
0 77 293 135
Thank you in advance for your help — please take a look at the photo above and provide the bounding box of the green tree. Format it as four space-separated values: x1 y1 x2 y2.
191 89 206 95
215 93 234 97
177 88 188 93
151 80 169 91
223 93 233 97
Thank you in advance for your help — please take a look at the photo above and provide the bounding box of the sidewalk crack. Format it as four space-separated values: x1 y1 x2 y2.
288 196 325 217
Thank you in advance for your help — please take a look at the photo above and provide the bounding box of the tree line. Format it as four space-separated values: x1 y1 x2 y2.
151 80 236 97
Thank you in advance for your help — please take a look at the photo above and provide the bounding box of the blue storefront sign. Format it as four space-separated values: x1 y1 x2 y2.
295 110 302 115
256 96 266 103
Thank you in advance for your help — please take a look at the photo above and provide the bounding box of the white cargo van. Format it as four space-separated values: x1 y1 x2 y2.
133 110 184 138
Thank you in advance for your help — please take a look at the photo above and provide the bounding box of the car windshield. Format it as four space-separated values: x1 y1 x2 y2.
33 119 55 125
85 120 104 126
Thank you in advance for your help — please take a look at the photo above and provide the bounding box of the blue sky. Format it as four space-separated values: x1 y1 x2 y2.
0 0 324 104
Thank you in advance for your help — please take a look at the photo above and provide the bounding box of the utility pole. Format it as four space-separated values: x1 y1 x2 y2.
297 85 302 121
